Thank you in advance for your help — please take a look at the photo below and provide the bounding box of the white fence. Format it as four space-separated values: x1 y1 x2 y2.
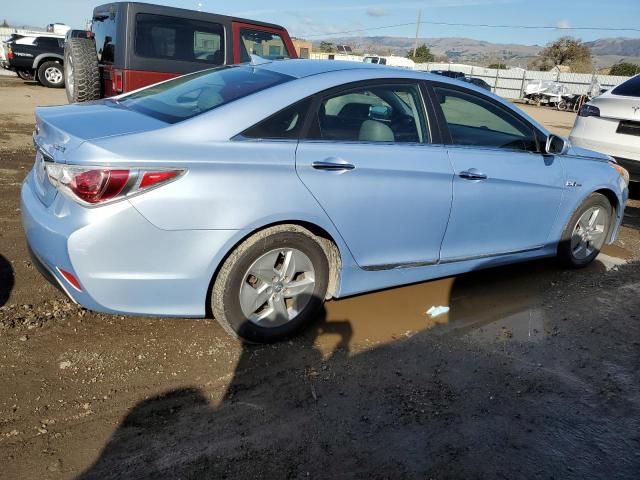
414 62 630 99
310 53 631 99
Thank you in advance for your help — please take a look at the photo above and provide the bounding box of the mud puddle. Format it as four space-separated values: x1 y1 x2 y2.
318 245 633 352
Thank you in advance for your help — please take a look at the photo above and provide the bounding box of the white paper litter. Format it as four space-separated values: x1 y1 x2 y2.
426 305 450 319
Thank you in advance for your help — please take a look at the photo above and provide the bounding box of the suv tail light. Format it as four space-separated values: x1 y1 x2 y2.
45 164 184 206
7 46 13 60
578 104 600 118
113 69 124 93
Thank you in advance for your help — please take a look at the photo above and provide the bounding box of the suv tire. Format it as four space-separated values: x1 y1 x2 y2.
37 61 64 88
64 37 101 103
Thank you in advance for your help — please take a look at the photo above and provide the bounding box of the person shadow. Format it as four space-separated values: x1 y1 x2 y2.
0 255 14 307
76 305 353 479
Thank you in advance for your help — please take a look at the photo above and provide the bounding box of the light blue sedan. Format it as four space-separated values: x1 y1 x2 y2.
21 60 629 342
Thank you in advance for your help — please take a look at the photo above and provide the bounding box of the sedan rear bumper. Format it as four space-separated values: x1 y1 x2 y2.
21 171 243 317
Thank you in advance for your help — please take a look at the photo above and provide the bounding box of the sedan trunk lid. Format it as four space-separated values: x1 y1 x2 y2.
31 100 168 206
591 91 640 122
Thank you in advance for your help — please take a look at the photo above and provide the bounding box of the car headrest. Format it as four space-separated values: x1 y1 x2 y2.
358 120 395 142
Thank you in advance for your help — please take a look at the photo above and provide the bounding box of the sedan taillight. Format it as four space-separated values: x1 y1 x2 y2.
578 104 600 118
45 164 183 206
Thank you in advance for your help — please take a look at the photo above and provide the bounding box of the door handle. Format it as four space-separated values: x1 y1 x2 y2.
459 169 487 181
312 158 355 172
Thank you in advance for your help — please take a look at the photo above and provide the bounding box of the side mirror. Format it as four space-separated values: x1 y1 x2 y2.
545 134 568 155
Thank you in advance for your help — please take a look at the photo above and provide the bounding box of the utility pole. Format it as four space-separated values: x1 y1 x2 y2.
412 10 422 58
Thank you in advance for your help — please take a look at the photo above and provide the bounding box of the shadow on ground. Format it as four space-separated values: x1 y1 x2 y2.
0 255 14 306
77 259 640 480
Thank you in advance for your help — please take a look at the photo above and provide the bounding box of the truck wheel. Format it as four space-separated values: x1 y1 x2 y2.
64 37 101 103
37 61 64 88
16 70 35 81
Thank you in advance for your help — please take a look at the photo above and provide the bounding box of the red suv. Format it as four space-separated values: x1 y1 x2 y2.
64 1 297 102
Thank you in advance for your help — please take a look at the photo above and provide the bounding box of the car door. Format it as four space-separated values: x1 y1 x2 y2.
295 80 454 269
429 84 564 261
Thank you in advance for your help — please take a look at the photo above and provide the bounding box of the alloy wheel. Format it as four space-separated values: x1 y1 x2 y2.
45 66 63 85
239 248 316 327
570 206 607 260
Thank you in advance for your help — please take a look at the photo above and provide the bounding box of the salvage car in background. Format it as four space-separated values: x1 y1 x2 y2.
64 1 297 103
570 74 640 182
3 33 65 86
23 60 629 343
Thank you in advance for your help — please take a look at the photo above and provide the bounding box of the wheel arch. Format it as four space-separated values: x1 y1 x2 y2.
33 54 63 70
204 220 344 318
593 187 621 242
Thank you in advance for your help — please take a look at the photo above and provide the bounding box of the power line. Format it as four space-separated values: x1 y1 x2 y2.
307 20 640 38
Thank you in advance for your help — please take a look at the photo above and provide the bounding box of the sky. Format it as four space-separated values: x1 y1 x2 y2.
3 0 640 46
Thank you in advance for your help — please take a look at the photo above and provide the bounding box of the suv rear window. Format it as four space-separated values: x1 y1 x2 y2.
92 12 117 64
240 29 290 62
611 75 640 98
135 13 225 65
119 66 293 123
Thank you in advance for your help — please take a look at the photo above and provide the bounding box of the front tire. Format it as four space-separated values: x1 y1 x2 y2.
211 226 330 343
558 193 612 267
37 61 64 88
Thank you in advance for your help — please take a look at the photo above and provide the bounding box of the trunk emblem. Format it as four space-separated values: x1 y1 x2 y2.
633 106 640 116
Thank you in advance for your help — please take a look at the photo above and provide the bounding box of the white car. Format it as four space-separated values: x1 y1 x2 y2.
570 74 640 182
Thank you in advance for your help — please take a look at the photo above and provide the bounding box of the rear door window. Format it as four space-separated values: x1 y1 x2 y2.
135 14 225 65
239 29 290 62
309 83 428 143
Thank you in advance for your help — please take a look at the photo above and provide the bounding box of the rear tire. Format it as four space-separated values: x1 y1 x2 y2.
37 61 64 88
211 225 330 343
64 37 101 103
558 193 612 268
16 70 35 81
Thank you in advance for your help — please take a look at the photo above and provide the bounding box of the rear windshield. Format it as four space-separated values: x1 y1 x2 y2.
119 66 293 123
612 75 640 97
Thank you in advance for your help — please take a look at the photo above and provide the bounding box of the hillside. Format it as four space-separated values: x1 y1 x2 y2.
314 36 640 68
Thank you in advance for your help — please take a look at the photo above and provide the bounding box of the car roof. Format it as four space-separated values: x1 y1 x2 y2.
95 2 288 31
258 59 433 80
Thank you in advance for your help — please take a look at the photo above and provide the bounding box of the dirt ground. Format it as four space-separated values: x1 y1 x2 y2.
0 76 639 479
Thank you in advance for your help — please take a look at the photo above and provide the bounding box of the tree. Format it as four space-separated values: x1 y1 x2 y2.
1 19 9 28
407 44 434 63
529 36 593 73
488 63 507 69
609 62 640 76
319 41 335 53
